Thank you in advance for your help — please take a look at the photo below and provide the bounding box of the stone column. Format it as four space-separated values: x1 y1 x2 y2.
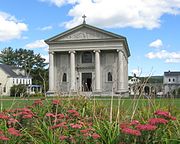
117 50 125 93
69 50 76 91
49 52 55 91
94 50 101 92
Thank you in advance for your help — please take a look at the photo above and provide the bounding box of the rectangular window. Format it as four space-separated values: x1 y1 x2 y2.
3 87 6 93
82 52 92 63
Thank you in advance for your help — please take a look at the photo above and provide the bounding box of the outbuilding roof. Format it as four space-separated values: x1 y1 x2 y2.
0 64 29 78
164 71 180 76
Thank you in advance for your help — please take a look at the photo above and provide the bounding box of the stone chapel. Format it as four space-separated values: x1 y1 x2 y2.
45 21 130 96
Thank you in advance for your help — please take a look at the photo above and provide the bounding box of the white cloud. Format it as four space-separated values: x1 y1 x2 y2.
149 39 163 48
25 39 48 49
39 25 53 31
146 50 180 63
40 0 180 29
0 11 28 41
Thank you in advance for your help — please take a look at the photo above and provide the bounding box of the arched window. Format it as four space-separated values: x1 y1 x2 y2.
62 73 67 82
82 52 92 63
108 72 112 82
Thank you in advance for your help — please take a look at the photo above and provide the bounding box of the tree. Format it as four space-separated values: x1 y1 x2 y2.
0 47 47 75
0 47 48 92
0 47 16 65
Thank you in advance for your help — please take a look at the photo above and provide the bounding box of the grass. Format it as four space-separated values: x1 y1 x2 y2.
1 96 180 110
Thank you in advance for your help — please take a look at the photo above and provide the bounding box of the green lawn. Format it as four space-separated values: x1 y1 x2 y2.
1 96 179 110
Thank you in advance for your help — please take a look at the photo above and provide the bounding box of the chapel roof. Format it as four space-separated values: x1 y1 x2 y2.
45 23 130 57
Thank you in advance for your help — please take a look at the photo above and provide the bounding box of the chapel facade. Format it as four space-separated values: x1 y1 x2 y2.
45 22 130 96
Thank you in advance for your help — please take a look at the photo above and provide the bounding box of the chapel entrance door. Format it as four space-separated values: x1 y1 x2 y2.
82 73 92 91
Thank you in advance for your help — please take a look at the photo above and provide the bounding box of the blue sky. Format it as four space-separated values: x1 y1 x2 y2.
0 0 180 76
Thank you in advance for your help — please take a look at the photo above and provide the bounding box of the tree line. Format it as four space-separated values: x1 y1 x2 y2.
0 47 48 93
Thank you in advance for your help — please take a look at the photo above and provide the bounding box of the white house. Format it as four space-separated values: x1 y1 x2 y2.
128 75 141 95
45 22 130 96
0 64 32 96
164 71 180 95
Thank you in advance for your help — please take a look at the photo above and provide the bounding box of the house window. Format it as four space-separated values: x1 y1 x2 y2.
82 52 92 63
173 78 175 82
16 79 18 84
3 87 6 93
62 73 67 82
13 79 15 84
108 72 112 82
169 78 171 82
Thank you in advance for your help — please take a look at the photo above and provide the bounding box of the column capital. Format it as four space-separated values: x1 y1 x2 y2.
49 51 54 54
69 50 76 54
117 49 123 53
93 49 101 53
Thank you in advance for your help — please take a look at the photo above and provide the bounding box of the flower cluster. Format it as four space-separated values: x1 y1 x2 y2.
154 110 176 120
45 107 100 143
120 109 176 137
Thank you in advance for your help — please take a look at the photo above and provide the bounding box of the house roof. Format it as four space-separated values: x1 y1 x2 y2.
164 71 180 76
45 23 130 57
0 64 28 78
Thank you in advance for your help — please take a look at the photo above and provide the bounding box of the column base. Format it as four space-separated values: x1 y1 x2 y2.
93 89 102 96
46 90 56 96
115 89 129 95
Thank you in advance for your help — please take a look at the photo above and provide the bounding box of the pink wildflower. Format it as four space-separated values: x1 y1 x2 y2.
67 109 80 117
120 123 130 129
46 113 55 118
80 129 90 134
130 120 140 126
50 122 67 129
8 118 18 125
136 124 157 131
22 114 33 119
0 136 10 141
83 133 90 137
154 110 177 120
0 113 9 120
121 128 141 136
57 113 65 119
59 135 68 141
169 116 176 120
70 123 82 129
91 133 101 139
33 100 43 106
52 100 60 105
8 127 22 136
149 118 168 125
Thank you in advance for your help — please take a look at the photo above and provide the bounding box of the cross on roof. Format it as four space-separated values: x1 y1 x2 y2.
82 14 87 24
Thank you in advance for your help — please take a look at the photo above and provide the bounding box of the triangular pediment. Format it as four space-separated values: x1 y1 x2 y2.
59 27 112 41
45 24 125 42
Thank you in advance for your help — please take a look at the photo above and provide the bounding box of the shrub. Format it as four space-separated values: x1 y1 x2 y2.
10 84 27 97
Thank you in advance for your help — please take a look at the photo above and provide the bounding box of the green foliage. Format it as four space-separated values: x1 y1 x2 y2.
0 48 47 72
10 84 27 97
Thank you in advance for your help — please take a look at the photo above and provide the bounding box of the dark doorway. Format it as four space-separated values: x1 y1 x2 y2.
82 73 92 91
144 86 150 95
